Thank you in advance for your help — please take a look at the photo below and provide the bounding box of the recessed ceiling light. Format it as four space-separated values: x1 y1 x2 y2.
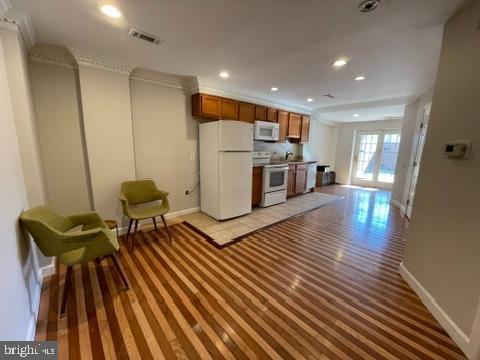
354 113 360 117
333 58 348 68
270 87 279 92
354 75 366 81
100 4 122 18
219 71 230 79
306 98 314 102
358 0 381 13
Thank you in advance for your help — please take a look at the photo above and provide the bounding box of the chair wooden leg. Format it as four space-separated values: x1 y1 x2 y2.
131 220 139 248
126 219 133 241
161 215 172 241
60 266 73 316
152 217 158 231
110 253 130 289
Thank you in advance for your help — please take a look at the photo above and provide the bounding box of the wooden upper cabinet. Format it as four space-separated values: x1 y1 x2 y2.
277 110 288 143
254 105 267 121
300 115 310 143
266 108 278 122
192 93 221 118
238 102 255 123
220 98 239 120
288 113 302 138
191 94 310 142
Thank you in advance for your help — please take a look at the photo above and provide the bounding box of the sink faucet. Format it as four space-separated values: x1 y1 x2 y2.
285 151 294 160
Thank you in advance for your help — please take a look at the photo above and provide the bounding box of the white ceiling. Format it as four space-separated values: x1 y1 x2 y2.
11 0 465 122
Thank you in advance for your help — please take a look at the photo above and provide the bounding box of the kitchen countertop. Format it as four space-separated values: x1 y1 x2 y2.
253 160 317 168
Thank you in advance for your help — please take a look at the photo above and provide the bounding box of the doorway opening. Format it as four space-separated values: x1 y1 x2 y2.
351 129 402 190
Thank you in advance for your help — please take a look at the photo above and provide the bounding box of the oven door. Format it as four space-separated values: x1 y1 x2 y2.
254 121 279 141
263 166 288 192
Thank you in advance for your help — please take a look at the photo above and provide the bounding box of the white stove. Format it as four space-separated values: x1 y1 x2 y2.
252 152 288 207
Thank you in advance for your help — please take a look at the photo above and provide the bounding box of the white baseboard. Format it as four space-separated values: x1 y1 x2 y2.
165 207 200 219
399 262 470 357
117 207 199 235
38 259 55 279
26 282 42 341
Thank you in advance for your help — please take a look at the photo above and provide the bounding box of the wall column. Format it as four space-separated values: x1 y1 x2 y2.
70 49 136 224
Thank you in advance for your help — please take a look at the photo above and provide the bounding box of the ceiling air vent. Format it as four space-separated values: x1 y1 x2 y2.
358 0 381 13
128 28 163 45
323 94 337 99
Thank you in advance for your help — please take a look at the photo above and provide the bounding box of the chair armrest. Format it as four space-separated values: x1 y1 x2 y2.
119 195 130 216
154 190 170 211
68 212 103 227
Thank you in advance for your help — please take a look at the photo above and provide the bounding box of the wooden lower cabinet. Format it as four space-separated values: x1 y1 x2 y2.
287 165 296 197
252 167 263 206
295 165 307 194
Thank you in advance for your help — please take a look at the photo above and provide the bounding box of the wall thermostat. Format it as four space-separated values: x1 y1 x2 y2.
444 140 472 158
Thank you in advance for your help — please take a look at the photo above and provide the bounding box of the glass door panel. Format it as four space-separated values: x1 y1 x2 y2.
378 132 401 184
355 133 379 181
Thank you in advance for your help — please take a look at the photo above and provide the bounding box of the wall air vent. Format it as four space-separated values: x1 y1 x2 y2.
128 28 163 45
323 94 337 99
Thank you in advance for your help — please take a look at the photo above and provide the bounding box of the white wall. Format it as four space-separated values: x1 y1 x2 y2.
0 29 41 341
391 88 434 205
29 61 92 214
130 79 199 214
401 1 480 358
77 66 136 224
334 119 403 184
0 26 50 269
303 120 338 168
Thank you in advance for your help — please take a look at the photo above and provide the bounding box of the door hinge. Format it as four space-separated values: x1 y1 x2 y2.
406 199 410 205
420 122 424 129
413 161 417 167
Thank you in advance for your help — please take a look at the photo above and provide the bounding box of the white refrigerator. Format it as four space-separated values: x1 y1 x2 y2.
199 120 253 220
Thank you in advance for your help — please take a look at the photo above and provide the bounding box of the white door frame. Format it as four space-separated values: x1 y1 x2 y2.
405 103 431 219
351 129 401 189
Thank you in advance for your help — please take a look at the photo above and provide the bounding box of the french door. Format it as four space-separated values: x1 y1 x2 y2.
352 130 401 189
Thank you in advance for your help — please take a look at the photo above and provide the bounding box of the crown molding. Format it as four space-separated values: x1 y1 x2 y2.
29 51 77 70
130 68 195 90
194 77 312 115
312 96 413 114
2 12 37 50
0 0 11 18
68 47 137 75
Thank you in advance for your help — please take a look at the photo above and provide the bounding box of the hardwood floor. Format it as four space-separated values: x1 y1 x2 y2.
35 186 466 359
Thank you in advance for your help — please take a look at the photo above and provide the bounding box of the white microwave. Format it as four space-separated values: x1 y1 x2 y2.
254 121 279 141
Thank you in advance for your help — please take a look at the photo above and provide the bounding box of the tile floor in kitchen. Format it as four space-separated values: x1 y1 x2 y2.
181 191 340 246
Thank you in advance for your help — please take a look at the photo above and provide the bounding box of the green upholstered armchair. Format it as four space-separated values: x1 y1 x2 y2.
119 179 172 247
20 206 129 315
